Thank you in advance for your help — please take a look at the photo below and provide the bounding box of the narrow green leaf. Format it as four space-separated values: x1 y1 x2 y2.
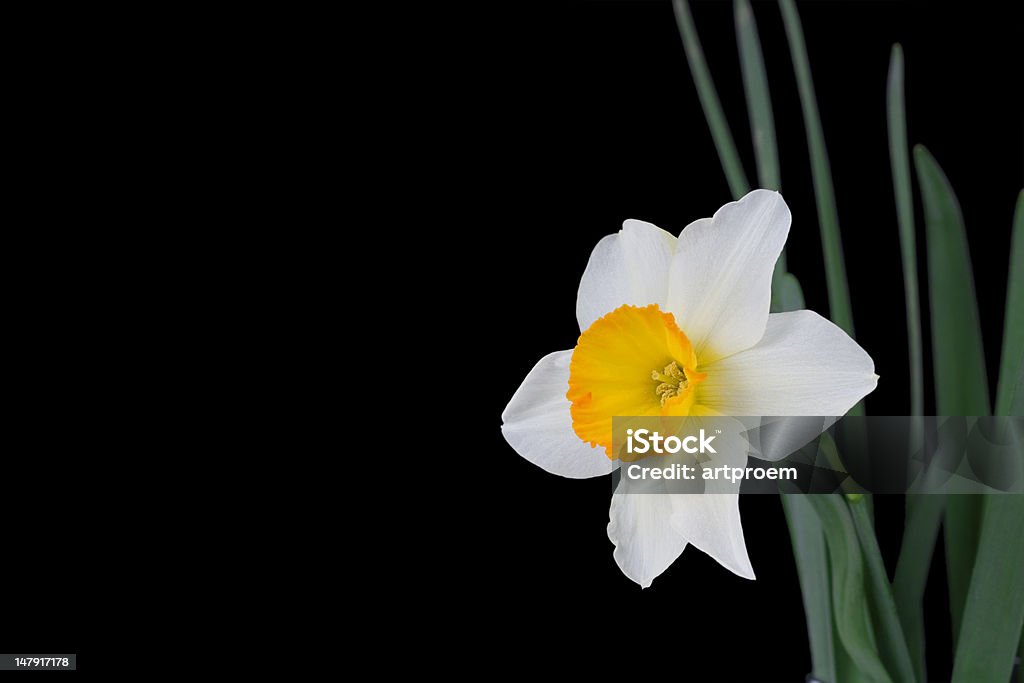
834 628 870 683
951 495 1024 682
887 45 933 682
887 44 924 419
808 494 893 683
915 145 990 415
774 276 838 680
735 0 792 307
996 195 1024 682
782 495 837 683
849 501 917 683
893 494 944 682
1019 628 1023 683
996 190 1024 416
915 145 990 646
945 495 984 646
672 0 750 200
778 0 855 339
774 272 805 313
734 0 779 192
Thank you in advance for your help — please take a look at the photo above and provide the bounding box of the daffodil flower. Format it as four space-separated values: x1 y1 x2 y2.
501 190 877 587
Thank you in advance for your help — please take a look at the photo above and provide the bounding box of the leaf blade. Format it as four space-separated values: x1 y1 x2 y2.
850 501 917 683
672 0 749 200
915 145 990 416
887 45 934 682
778 0 855 339
996 190 1024 417
914 145 990 646
887 44 924 419
944 495 984 645
893 494 944 682
951 495 1024 683
735 0 779 192
808 494 893 683
782 495 837 683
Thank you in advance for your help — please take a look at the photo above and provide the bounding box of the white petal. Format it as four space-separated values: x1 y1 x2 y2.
699 310 878 417
576 220 677 332
666 190 791 362
670 495 755 580
502 351 618 479
607 494 688 588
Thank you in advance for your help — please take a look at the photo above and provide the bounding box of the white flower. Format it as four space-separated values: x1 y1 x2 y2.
501 190 878 588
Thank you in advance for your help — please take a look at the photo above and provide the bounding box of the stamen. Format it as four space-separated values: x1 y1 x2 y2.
651 361 690 406
664 362 685 380
655 383 675 396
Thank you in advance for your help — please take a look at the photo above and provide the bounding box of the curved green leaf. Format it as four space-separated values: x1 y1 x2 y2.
915 144 991 647
893 494 943 682
951 495 1024 682
778 0 855 340
808 494 893 683
850 501 917 683
996 190 1024 417
782 495 836 683
887 44 924 419
887 45 934 682
672 0 749 200
775 272 805 313
734 0 779 192
915 145 990 416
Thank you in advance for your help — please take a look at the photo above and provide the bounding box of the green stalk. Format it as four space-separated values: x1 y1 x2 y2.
892 494 944 682
887 44 934 681
887 44 924 418
734 0 779 192
849 501 917 682
944 497 984 645
778 0 855 340
782 495 837 683
808 494 893 683
672 0 750 200
734 0 791 303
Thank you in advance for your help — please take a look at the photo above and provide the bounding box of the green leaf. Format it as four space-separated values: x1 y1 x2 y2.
849 501 917 683
774 272 805 313
1019 628 1023 683
994 194 1024 681
782 495 836 683
951 495 1024 682
774 276 837 680
808 494 893 683
914 145 991 646
915 145 990 416
735 0 792 307
892 494 944 682
996 190 1024 417
778 0 855 339
672 0 749 200
887 44 924 419
887 45 934 682
834 625 870 683
944 495 984 646
734 0 779 192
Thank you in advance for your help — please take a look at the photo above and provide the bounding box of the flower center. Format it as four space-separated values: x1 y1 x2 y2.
652 361 688 406
566 304 708 457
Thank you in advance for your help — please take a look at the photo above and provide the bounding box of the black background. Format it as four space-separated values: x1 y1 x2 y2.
472 1 1022 680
